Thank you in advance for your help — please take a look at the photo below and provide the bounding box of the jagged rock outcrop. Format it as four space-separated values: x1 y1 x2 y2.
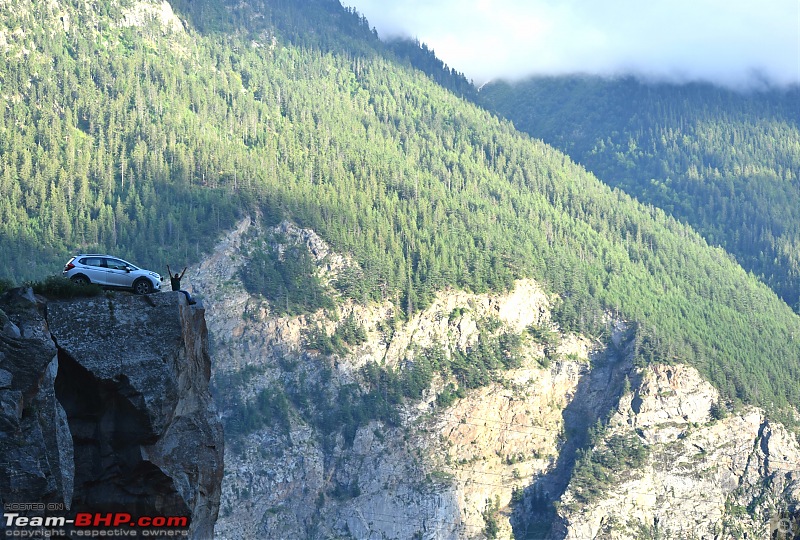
556 364 800 539
0 289 223 539
121 0 185 34
194 218 604 539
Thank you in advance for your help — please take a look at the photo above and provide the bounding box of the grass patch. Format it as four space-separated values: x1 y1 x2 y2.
28 275 102 299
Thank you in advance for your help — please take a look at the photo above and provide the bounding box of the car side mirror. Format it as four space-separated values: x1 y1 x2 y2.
125 267 132 273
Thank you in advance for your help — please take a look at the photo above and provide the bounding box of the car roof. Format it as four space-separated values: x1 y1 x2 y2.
74 254 135 263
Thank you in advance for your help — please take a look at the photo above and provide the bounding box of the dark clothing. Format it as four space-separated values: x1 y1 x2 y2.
167 266 194 304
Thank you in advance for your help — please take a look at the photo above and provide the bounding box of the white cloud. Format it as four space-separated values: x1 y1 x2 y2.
343 0 800 88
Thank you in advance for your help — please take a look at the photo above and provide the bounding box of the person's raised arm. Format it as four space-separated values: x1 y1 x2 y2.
180 267 187 278
167 265 172 278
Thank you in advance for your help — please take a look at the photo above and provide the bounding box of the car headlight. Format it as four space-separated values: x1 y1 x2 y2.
149 272 160 279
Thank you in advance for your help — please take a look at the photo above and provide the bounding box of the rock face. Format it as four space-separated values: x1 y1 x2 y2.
0 289 223 539
0 288 72 511
198 218 606 539
201 218 800 540
556 364 800 539
121 0 185 34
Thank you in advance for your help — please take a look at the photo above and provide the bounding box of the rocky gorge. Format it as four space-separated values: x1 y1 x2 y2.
189 218 800 539
1 217 797 540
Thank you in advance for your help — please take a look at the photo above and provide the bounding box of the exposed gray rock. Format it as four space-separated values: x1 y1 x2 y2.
33 355 74 509
0 289 224 539
201 219 800 539
0 290 66 514
48 292 223 539
2 320 20 338
557 364 800 539
0 367 12 388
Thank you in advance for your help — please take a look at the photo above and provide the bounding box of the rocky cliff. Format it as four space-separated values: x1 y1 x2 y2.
192 218 799 539
0 288 223 539
554 364 800 539
185 219 617 539
187 219 558 538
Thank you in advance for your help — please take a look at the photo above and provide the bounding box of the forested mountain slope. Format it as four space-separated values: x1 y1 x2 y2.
1 0 799 431
478 76 800 312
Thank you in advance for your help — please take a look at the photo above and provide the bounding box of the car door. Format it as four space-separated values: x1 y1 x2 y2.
104 258 133 287
79 257 109 285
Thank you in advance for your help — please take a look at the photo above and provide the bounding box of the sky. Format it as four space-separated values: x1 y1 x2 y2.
342 0 800 89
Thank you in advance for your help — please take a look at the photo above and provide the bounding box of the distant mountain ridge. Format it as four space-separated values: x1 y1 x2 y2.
478 75 800 312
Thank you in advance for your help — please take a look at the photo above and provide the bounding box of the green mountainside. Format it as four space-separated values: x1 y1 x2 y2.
1 0 799 425
478 75 800 312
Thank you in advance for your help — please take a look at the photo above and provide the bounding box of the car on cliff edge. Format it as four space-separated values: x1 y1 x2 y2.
62 255 162 295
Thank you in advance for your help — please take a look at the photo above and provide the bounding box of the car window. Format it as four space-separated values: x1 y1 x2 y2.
106 259 128 270
80 257 105 267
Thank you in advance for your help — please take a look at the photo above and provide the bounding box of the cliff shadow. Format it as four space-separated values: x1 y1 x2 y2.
511 340 637 539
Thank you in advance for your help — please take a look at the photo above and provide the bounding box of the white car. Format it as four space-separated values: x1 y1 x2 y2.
62 254 162 295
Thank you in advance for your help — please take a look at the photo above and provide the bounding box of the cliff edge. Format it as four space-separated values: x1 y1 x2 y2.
0 288 223 538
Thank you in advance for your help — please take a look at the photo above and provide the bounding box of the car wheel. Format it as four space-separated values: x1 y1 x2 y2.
71 275 89 286
133 279 153 295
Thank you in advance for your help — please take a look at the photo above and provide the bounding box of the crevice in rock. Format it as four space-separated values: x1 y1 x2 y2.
511 347 636 539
